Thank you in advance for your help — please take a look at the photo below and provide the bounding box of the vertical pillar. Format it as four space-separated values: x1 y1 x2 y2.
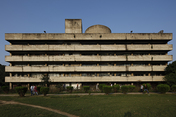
9 83 12 90
148 73 151 76
97 64 99 66
10 73 12 77
28 83 30 90
131 83 133 85
114 83 116 85
131 73 133 76
10 63 12 66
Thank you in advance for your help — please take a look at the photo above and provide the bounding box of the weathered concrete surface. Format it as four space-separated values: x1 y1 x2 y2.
65 19 82 33
5 65 167 72
85 25 111 33
5 55 173 62
5 76 164 82
5 33 172 40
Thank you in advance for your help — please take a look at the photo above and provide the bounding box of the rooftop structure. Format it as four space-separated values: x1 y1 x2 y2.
5 19 173 89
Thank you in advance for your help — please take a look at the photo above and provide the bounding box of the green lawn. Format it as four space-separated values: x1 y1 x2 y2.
0 94 176 117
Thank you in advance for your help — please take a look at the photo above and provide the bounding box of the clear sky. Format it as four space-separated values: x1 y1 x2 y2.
0 0 175 65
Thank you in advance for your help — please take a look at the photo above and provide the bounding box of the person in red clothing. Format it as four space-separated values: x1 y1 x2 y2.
34 85 38 95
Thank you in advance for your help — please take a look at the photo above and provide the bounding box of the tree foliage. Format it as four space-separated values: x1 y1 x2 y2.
164 61 176 86
0 64 8 86
41 74 50 87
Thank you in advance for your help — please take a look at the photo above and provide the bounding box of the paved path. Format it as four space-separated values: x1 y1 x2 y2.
0 100 79 117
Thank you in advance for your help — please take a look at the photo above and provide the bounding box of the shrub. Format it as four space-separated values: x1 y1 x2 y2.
171 85 176 92
67 86 73 93
121 85 129 94
99 84 106 92
15 86 28 97
143 83 151 90
103 86 112 94
113 85 120 93
157 84 170 94
40 87 49 96
128 85 136 92
37 86 41 94
83 86 90 93
2 86 9 93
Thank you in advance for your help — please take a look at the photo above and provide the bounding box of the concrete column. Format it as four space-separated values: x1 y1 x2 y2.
10 63 12 66
148 53 150 55
45 64 47 66
10 53 12 56
114 64 116 66
148 73 151 76
28 64 30 66
97 54 99 56
28 54 29 56
131 83 133 85
28 83 30 90
131 53 133 55
97 73 99 76
131 63 133 66
131 73 133 76
28 74 30 77
114 54 116 56
10 73 12 77
97 64 99 66
148 63 150 66
114 73 116 76
9 83 12 90
114 83 116 85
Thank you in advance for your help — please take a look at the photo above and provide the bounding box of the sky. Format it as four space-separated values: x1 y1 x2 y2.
0 0 175 65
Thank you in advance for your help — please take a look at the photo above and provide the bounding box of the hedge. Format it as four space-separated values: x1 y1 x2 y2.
37 86 41 94
143 83 151 90
15 86 28 97
40 87 49 96
121 85 129 94
113 85 120 93
67 86 73 93
128 85 135 92
83 86 90 93
171 85 176 92
1 86 9 93
103 86 112 94
157 84 170 94
99 84 106 92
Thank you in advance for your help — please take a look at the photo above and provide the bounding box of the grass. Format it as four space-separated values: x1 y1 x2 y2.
0 104 66 117
0 94 176 117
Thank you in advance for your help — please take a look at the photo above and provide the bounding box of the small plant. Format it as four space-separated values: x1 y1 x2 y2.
37 86 41 94
2 86 9 94
113 85 120 93
99 84 106 92
15 86 28 97
128 85 136 92
157 84 170 94
67 86 73 93
103 86 112 94
121 85 129 94
40 87 49 96
171 85 176 92
83 86 90 93
88 90 91 95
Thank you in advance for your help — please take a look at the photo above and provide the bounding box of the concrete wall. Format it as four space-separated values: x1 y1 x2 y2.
65 19 82 33
5 76 164 82
5 55 173 62
5 33 172 40
5 44 172 51
6 65 167 72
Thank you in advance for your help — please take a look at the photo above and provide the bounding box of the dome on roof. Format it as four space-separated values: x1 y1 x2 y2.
85 25 111 33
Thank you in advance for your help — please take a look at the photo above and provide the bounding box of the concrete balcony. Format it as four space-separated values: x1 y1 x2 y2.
5 55 173 62
6 65 167 72
5 76 164 82
5 44 172 51
5 33 172 41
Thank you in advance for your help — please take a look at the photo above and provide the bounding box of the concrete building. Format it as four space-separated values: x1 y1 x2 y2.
5 19 173 89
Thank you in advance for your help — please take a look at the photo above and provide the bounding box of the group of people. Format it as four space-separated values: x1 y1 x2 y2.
30 85 38 96
141 84 149 93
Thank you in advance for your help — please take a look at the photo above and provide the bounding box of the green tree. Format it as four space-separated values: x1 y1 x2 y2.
41 74 50 87
0 64 7 86
164 61 176 86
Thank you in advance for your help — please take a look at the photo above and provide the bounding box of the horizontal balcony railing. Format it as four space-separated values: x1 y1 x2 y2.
5 44 172 51
5 55 173 62
5 33 172 41
5 65 166 72
5 76 164 82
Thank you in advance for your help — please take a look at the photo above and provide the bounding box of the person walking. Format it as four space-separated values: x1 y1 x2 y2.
30 85 34 96
144 84 149 93
34 85 38 95
140 84 143 92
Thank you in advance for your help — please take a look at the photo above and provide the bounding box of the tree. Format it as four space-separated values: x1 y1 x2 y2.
41 74 50 87
164 61 176 86
0 64 8 86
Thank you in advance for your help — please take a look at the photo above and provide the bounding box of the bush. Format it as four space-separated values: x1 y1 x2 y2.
67 86 73 93
15 86 28 97
2 86 9 93
40 87 49 96
37 86 41 94
113 85 120 93
143 83 151 90
99 84 106 92
121 85 129 94
83 86 90 93
157 84 170 94
128 85 136 92
103 86 112 94
171 85 176 92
